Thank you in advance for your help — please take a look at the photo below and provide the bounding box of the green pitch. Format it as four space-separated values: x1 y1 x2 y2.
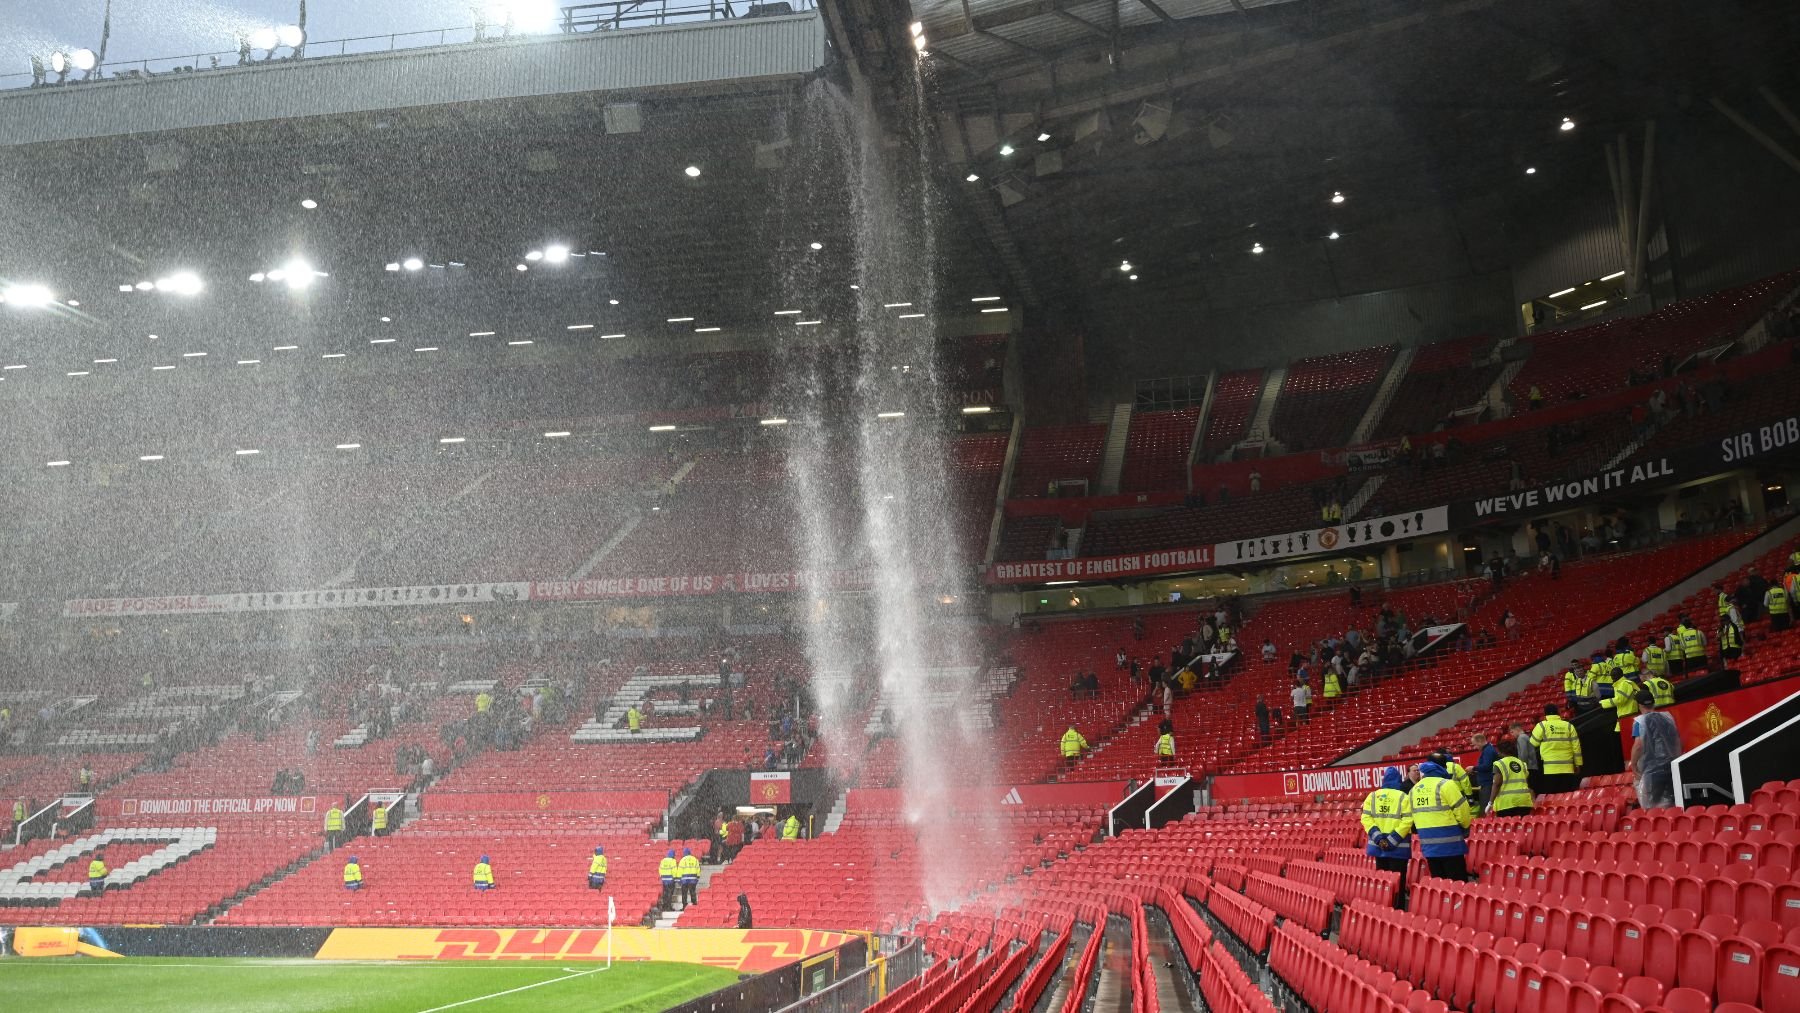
1 956 741 1013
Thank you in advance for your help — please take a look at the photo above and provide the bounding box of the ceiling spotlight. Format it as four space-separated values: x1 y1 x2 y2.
910 21 924 37
138 454 165 462
1 284 56 308
439 437 466 444
300 198 318 209
684 165 702 178
280 258 317 290
379 316 391 322
544 431 571 438
249 272 267 283
525 250 544 262
385 263 400 272
46 460 71 467
912 35 927 53
402 257 424 271
118 285 134 292
965 173 980 182
135 281 154 291
961 405 993 414
1037 132 1051 142
1560 117 1575 132
970 296 1002 302
1119 261 1133 273
667 317 694 323
1128 274 1138 281
469 331 496 337
1328 231 1340 240
1525 166 1538 175
65 300 79 306
809 241 823 251
516 264 528 271
1330 191 1345 204
1251 242 1265 254
608 299 620 306
235 448 262 456
999 144 1015 156
543 244 570 263
336 443 361 450
759 418 789 426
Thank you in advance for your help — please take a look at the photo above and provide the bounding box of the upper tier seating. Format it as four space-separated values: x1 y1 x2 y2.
1271 345 1396 452
1510 270 1798 405
1119 409 1199 493
1080 476 1360 558
1012 424 1107 497
1374 333 1502 440
1201 369 1264 455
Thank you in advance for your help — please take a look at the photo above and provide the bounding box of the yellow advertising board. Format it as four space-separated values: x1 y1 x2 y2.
10 926 121 958
312 927 851 973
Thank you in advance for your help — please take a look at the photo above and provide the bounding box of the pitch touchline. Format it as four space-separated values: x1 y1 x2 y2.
415 965 607 1012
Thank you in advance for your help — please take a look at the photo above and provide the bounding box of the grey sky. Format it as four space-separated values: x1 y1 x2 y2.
1 1 536 66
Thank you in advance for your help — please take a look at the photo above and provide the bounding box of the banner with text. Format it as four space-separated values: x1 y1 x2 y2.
313 926 851 972
1213 506 1451 566
109 796 317 819
1209 750 1481 802
529 567 877 601
64 583 529 619
984 547 1213 585
749 771 792 804
421 791 666 815
1459 410 1800 524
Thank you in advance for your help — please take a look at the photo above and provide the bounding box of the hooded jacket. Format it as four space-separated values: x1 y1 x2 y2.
1407 762 1472 858
1360 766 1413 860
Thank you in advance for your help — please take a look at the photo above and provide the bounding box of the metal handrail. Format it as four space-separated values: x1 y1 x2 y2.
1 0 817 91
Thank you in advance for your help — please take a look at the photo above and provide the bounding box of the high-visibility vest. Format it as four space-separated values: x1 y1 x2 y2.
627 707 642 731
344 862 362 885
1531 717 1582 774
88 860 107 879
1613 650 1639 677
1445 761 1472 799
1060 729 1087 758
11 801 22 821
1719 592 1734 618
1678 626 1705 660
589 855 607 876
1581 664 1614 700
658 857 676 882
325 808 344 832
473 862 494 886
1720 623 1743 652
475 692 492 712
1324 672 1343 698
1562 669 1581 695
1642 645 1667 675
678 855 701 881
1489 756 1534 812
1605 678 1642 731
371 807 387 832
1359 788 1412 858
1768 587 1791 615
782 817 800 840
1642 676 1675 706
1156 733 1174 757
1407 777 1471 857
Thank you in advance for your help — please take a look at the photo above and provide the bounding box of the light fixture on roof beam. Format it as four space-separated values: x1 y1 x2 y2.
970 296 1002 302
999 144 1014 157
684 165 702 178
567 324 594 330
336 443 361 450
809 241 823 251
1 283 56 308
1330 191 1345 204
1525 166 1538 175
1328 231 1340 240
898 313 925 319
648 425 678 432
544 431 571 438
1036 131 1051 142
965 172 980 182
1250 242 1265 255
543 244 570 263
1548 286 1576 298
1560 117 1576 132
469 331 496 337
883 302 912 309
1128 274 1138 281
1580 299 1607 311
759 418 789 426
1600 270 1626 281
773 309 802 316
980 307 1009 314
439 437 466 444
1132 102 1171 145
235 448 261 456
667 316 694 323
402 257 424 271
300 198 318 209
1119 261 1133 273
695 326 721 333
961 405 993 414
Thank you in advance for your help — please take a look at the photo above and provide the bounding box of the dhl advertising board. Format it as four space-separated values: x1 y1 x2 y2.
313 927 852 972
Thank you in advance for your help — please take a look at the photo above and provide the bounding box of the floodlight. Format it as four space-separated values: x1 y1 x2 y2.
275 25 306 49
281 258 317 289
402 258 424 271
249 27 279 51
684 165 702 178
543 244 570 263
70 49 97 72
1 284 56 308
49 51 67 75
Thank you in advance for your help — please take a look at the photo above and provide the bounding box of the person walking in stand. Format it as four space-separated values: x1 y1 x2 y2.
1510 722 1541 795
1471 733 1500 811
627 705 643 734
1155 719 1175 768
1642 667 1676 707
1290 678 1312 725
1719 614 1744 667
1628 696 1682 809
1603 666 1642 734
1408 759 1473 881
1765 578 1791 632
1640 636 1668 683
1487 740 1535 817
736 893 754 929
343 855 362 891
371 803 388 837
677 848 701 907
1561 658 1584 710
588 846 607 890
472 855 495 891
781 813 801 840
1676 617 1707 676
1360 767 1413 905
1530 704 1583 795
658 849 677 908
1323 664 1344 709
1059 726 1088 770
88 852 108 895
324 801 345 849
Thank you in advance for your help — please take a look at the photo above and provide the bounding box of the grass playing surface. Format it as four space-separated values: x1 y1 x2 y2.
1 956 741 1012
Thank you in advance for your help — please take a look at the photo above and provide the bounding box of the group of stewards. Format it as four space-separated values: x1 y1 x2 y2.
659 848 703 908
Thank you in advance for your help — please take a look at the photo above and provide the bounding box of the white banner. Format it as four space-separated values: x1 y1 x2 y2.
1213 505 1450 566
63 583 529 618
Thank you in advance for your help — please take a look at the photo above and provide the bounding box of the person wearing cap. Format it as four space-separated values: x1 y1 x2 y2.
677 848 701 906
588 846 607 890
343 855 363 891
658 849 677 908
88 852 109 895
472 855 495 891
1359 766 1412 904
1059 725 1088 769
1561 658 1584 709
1408 759 1472 880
